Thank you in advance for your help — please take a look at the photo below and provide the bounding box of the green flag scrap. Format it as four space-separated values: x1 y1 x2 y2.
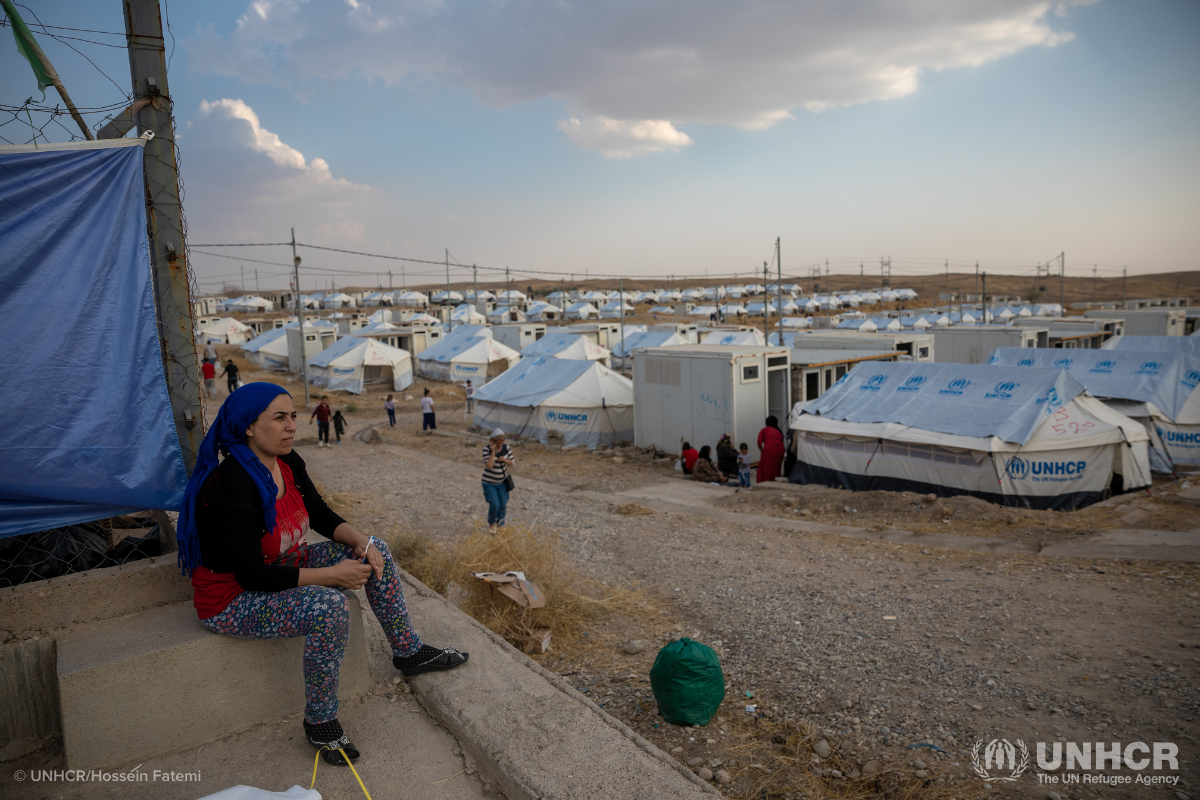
2 0 54 100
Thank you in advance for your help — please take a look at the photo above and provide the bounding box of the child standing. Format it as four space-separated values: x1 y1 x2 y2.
737 443 753 488
421 388 436 432
332 409 346 444
384 394 396 427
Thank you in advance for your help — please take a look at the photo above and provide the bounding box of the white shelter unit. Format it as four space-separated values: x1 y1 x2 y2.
1102 335 1200 357
633 345 791 454
791 331 936 362
241 327 290 370
520 332 611 366
308 336 414 394
224 295 275 313
286 321 337 373
1088 308 1184 337
931 326 1048 363
690 305 718 317
417 334 521 384
790 349 900 404
451 303 488 325
988 347 1200 471
526 302 562 321
488 306 528 324
599 300 636 319
648 305 676 315
196 317 254 345
392 291 429 307
565 302 599 320
649 322 699 343
323 292 356 309
610 330 687 370
432 290 464 305
472 357 634 449
491 323 547 352
789 363 1150 509
701 329 767 347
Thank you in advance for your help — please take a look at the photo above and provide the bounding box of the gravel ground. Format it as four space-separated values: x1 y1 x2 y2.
216 354 1200 799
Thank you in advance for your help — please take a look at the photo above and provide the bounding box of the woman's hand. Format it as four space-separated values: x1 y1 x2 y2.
326 559 374 589
353 539 384 580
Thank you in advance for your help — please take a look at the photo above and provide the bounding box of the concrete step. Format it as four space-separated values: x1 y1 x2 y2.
56 594 369 770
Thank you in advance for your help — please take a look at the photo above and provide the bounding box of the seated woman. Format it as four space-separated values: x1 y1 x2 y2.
715 434 739 482
691 445 726 483
681 442 699 475
178 383 468 767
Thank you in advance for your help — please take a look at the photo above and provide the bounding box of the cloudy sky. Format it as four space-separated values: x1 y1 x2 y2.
2 1 1198 291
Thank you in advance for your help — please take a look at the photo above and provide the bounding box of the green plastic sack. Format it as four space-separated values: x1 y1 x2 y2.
649 637 725 726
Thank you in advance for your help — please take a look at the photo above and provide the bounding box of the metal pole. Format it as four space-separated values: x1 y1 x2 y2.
777 237 783 344
291 228 309 406
763 261 769 339
445 248 450 305
1060 251 1065 313
619 278 626 373
121 0 201 472
982 272 988 326
1122 267 1127 306
473 264 479 320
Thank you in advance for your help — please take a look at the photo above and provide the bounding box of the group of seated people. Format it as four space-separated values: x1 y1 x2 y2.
680 417 787 487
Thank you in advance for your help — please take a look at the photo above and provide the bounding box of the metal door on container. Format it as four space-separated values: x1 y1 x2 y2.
767 366 789 434
731 356 765 447
692 357 730 448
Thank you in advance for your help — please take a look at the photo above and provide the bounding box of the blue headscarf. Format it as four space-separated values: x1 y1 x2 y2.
177 382 290 576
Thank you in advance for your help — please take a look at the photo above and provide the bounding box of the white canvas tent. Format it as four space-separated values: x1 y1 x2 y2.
520 332 611 366
565 302 599 320
599 300 635 319
323 293 356 309
197 317 254 344
451 304 488 325
308 336 413 394
241 327 290 369
393 291 429 307
609 330 686 370
790 363 1150 510
472 357 634 449
701 329 766 346
417 334 521 383
988 347 1200 471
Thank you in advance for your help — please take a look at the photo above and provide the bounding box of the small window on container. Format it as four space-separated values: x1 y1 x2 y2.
918 347 930 359
741 364 761 383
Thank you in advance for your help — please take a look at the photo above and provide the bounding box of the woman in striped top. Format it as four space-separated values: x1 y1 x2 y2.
481 428 514 532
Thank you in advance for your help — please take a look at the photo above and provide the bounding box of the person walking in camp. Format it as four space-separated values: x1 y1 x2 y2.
756 416 786 484
311 395 332 447
201 360 218 399
716 433 739 480
464 380 476 414
420 388 436 432
203 342 218 364
384 394 396 428
332 409 346 445
177 383 468 768
220 359 241 395
481 429 514 532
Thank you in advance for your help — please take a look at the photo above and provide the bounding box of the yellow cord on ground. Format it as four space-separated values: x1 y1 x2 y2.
310 745 373 800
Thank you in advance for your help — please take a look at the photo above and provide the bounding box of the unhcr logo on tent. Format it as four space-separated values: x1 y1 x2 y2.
1008 457 1087 482
938 378 971 396
1090 360 1116 374
1137 361 1163 375
1018 358 1035 367
1159 428 1200 445
1182 370 1200 389
1054 358 1073 368
986 381 1019 400
860 374 889 392
1038 387 1064 409
545 410 588 425
332 367 355 375
897 376 926 393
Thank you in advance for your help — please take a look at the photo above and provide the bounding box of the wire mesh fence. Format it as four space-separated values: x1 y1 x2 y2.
0 512 171 588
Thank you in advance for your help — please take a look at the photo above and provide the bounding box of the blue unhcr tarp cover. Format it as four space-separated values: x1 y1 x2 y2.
0 141 188 539
987 348 1200 423
803 362 1086 445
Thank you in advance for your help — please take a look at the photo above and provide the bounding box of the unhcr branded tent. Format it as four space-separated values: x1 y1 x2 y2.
1102 335 1200 356
472 357 634 448
323 292 356 308
565 302 600 320
988 348 1200 471
308 336 413 394
610 330 686 370
789 363 1150 510
521 332 611 365
702 329 766 346
417 335 521 383
451 303 488 325
242 327 290 369
197 316 254 344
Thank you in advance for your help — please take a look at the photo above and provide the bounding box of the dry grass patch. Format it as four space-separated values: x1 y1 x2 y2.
392 522 650 655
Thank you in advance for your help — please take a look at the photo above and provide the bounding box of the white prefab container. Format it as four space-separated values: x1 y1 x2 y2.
789 331 936 362
286 325 337 373
1086 308 1185 337
492 323 547 352
633 345 791 454
650 322 700 344
930 327 1047 364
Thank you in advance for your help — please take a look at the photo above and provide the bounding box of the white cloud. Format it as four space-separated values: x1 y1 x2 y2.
188 1 1095 153
556 116 693 158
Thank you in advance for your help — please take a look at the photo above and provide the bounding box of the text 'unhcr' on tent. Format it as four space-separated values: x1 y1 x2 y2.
416 334 521 383
307 336 413 395
789 363 1150 510
988 347 1200 471
472 357 634 449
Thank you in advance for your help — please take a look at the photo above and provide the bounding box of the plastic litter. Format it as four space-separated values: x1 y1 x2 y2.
907 742 946 753
649 637 725 726
197 786 320 800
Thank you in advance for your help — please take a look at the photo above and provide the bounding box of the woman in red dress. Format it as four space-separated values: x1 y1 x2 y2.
756 416 786 484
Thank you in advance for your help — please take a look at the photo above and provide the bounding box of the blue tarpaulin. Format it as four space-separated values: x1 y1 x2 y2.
804 362 1086 444
0 140 189 539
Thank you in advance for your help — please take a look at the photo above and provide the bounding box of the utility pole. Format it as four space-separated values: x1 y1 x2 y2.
982 272 988 326
255 269 259 292
619 277 626 372
974 261 980 302
1060 251 1066 313
291 228 309 406
763 261 769 340
1092 264 1098 303
445 248 450 305
777 237 783 344
859 262 863 294
240 265 245 291
121 0 201 472
388 269 392 291
506 266 511 320
1122 267 1127 306
473 265 479 321
944 259 949 306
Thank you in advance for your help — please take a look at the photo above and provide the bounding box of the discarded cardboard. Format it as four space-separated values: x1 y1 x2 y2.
524 628 552 654
470 571 548 609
